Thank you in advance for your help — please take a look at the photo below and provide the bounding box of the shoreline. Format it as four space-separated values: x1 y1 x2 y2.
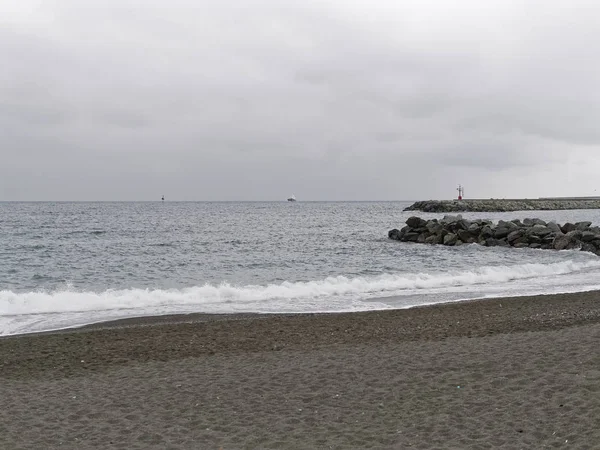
2 290 600 449
2 290 600 376
6 284 600 339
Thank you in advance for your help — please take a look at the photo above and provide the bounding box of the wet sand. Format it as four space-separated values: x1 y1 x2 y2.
1 291 600 449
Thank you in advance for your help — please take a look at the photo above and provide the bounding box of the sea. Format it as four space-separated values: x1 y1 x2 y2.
2 201 600 336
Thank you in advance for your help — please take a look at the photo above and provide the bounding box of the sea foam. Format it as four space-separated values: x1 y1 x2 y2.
2 258 600 336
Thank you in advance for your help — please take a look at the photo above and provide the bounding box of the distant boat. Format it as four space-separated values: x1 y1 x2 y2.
287 194 297 202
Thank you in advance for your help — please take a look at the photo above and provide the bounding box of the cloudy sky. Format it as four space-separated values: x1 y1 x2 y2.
2 0 599 200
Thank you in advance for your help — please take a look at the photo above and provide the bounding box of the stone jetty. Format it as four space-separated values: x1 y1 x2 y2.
404 198 600 213
388 215 600 255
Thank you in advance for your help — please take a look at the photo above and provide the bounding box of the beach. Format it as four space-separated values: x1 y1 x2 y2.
1 291 600 449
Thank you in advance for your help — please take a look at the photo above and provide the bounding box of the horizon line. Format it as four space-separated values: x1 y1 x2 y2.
0 199 420 203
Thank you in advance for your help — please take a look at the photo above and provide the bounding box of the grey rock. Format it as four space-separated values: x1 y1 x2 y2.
443 233 458 246
561 223 577 233
527 235 543 244
457 229 476 243
546 222 561 233
526 225 553 237
441 214 463 225
480 226 494 239
390 216 600 256
553 233 580 250
576 221 592 231
425 235 443 245
581 242 597 254
542 234 556 244
406 217 428 228
507 230 524 243
403 232 420 242
485 238 508 247
427 224 444 235
566 230 583 240
494 227 511 239
581 231 596 242
388 229 401 240
455 219 472 231
404 199 600 213
468 223 481 233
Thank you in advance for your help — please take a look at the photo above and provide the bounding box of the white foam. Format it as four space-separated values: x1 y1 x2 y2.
2 258 600 335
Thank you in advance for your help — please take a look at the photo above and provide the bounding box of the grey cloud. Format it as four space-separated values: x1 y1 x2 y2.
1 0 600 200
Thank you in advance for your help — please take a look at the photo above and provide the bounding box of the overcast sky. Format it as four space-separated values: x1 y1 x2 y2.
2 0 599 201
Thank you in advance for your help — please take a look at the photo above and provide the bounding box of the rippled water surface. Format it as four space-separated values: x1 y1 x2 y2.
2 201 600 335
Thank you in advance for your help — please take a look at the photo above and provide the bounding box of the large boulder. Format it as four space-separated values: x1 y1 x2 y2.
494 227 511 239
425 234 443 244
581 231 597 242
454 219 472 231
440 215 463 226
507 229 524 243
457 229 477 243
426 221 444 234
388 229 401 240
546 222 562 234
561 222 577 233
527 235 543 244
581 242 597 254
553 233 581 250
487 238 509 247
403 232 420 242
468 223 481 233
576 221 592 231
498 220 519 231
406 216 428 229
443 233 458 246
480 225 494 239
526 225 553 237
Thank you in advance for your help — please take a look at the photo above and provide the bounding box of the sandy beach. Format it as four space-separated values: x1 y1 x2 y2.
1 291 600 449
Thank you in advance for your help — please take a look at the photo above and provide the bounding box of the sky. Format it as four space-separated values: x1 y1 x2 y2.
1 0 600 201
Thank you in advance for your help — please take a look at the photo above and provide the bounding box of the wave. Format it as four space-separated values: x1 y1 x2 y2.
2 259 600 318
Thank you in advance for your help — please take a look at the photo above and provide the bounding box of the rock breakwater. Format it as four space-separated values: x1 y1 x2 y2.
388 215 600 255
404 199 600 213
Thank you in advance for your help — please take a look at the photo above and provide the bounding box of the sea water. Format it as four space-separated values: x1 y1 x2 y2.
2 201 600 335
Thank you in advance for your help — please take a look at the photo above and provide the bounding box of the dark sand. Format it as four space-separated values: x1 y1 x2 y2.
1 292 600 449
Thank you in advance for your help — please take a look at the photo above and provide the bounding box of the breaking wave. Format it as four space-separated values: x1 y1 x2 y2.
2 258 600 336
